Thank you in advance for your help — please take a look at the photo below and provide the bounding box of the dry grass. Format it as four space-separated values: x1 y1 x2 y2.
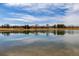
0 28 79 32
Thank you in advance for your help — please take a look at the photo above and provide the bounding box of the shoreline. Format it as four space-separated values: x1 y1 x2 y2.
0 28 79 32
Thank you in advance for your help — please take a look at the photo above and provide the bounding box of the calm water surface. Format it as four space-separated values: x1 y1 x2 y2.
0 30 79 56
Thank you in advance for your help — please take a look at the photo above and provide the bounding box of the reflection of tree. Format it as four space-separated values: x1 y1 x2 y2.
46 30 49 36
1 32 10 36
0 30 66 36
66 30 74 34
53 30 65 35
35 31 38 36
23 31 30 34
53 30 56 35
57 30 65 35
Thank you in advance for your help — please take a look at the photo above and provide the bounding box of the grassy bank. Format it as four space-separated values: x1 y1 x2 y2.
0 28 79 32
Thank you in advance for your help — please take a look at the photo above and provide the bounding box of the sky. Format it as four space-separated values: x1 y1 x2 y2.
0 3 79 26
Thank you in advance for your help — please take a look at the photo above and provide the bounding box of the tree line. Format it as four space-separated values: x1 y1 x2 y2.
0 24 78 29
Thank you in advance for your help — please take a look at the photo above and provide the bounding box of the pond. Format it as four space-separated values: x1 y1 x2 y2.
0 30 79 56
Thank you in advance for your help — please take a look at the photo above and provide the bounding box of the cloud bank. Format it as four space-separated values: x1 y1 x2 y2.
0 3 79 26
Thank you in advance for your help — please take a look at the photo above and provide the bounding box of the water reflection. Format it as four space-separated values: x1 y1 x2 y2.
0 30 66 36
0 30 79 55
1 32 10 36
0 30 79 36
53 30 65 35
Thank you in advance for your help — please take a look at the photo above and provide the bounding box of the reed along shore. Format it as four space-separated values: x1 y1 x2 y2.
0 28 79 32
0 24 79 32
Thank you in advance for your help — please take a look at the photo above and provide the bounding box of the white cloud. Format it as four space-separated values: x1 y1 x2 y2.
59 4 79 26
5 3 32 7
3 3 79 25
62 14 79 26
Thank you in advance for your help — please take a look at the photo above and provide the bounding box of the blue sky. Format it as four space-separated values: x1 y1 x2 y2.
0 3 79 26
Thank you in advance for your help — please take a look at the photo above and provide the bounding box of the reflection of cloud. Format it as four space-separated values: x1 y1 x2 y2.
19 39 42 44
63 33 79 46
